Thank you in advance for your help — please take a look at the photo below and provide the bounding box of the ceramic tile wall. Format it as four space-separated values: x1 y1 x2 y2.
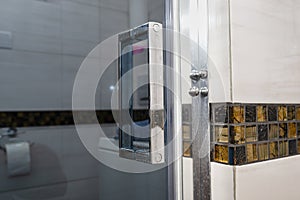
0 0 127 111
0 0 164 111
0 126 101 194
208 0 232 103
230 0 300 103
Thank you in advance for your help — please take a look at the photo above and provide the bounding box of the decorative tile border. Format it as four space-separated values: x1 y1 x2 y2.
210 103 300 165
0 110 117 128
0 110 149 128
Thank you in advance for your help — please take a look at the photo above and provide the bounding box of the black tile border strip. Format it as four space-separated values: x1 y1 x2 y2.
0 110 149 128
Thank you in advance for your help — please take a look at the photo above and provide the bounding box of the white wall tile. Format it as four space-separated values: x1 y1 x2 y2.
208 0 232 103
99 7 129 41
211 162 234 200
66 0 101 7
0 126 100 195
60 126 99 181
0 0 61 38
0 127 63 192
0 50 62 111
236 155 300 200
0 177 99 200
62 55 106 110
62 1 100 42
61 0 101 57
61 55 84 109
99 0 129 12
230 0 300 103
13 32 61 55
148 0 164 24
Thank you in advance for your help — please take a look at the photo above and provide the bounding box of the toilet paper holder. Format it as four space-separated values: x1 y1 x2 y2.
0 127 33 151
0 127 33 177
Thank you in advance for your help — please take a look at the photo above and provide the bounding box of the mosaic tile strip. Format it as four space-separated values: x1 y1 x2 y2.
0 110 148 128
211 103 300 165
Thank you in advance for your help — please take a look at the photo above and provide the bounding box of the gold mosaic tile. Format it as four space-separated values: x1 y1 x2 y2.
235 146 246 165
288 123 297 138
269 124 278 140
230 106 244 123
268 106 278 121
278 106 287 121
214 144 228 164
245 125 257 142
279 141 288 157
215 125 229 143
258 143 269 161
296 107 300 121
287 106 296 120
212 103 300 165
183 125 191 140
257 106 267 122
279 123 287 138
183 141 192 157
230 126 245 144
269 142 278 159
245 106 256 122
247 144 258 162
214 104 228 123
289 140 297 155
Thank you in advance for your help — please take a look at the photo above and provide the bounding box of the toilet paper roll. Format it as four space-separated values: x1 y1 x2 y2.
5 142 31 177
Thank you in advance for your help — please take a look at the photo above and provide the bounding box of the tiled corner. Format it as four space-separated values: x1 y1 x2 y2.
211 103 300 165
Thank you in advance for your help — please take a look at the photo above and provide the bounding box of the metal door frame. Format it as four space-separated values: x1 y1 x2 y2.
165 0 211 199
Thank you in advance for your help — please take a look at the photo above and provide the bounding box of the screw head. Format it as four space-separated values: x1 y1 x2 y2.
190 70 208 81
200 87 209 96
189 87 200 97
153 24 160 32
155 153 162 162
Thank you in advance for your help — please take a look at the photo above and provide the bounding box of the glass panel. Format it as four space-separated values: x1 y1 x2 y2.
120 39 150 151
0 0 167 200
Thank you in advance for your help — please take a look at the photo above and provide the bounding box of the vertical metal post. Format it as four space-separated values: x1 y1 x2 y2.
190 0 211 198
165 0 183 199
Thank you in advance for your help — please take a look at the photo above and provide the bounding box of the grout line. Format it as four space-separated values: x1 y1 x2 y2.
1 176 99 194
227 0 234 102
233 165 236 200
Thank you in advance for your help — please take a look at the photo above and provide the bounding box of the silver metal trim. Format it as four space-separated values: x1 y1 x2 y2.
148 22 165 164
165 0 184 198
179 0 211 199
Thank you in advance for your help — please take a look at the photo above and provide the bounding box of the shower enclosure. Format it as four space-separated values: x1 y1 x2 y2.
0 0 210 200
